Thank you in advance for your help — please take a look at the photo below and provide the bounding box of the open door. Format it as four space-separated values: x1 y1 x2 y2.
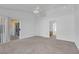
9 19 20 40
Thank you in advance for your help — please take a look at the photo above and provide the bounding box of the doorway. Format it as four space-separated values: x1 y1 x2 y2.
49 21 56 39
9 19 20 40
0 17 3 43
15 22 20 39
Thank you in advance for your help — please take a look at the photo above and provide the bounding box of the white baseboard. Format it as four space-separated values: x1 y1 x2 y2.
56 37 74 42
20 35 35 40
39 36 49 38
74 42 79 50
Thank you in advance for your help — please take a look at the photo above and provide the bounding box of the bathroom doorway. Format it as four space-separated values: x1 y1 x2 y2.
49 21 56 39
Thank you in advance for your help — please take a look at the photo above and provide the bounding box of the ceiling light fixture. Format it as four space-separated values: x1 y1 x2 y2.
33 6 40 14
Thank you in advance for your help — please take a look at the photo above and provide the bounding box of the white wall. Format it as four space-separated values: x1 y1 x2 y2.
34 17 40 36
74 5 79 49
39 17 49 37
55 14 75 42
35 17 49 37
20 15 35 39
0 8 35 40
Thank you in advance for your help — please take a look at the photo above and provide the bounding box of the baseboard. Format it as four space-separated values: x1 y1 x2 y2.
38 36 49 39
77 47 79 50
39 35 49 38
56 37 74 42
76 45 79 50
74 42 79 50
20 35 35 40
20 35 50 40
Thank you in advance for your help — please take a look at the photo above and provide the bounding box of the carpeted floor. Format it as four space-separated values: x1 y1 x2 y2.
0 36 79 54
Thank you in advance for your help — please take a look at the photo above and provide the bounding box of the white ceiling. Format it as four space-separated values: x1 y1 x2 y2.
0 4 69 13
0 4 74 17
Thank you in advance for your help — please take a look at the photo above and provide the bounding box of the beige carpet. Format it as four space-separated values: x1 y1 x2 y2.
0 36 79 54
